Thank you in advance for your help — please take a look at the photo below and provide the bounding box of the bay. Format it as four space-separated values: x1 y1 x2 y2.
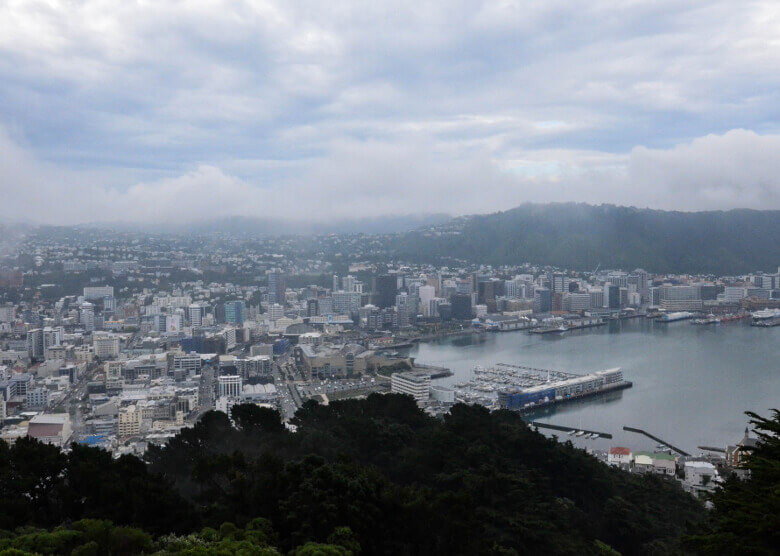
410 319 779 454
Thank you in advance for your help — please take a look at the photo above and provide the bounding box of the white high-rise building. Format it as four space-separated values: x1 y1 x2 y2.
418 285 435 317
188 304 205 327
218 375 242 398
80 302 95 332
118 405 141 438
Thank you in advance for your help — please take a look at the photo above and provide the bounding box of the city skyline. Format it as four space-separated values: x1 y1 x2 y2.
1 1 780 224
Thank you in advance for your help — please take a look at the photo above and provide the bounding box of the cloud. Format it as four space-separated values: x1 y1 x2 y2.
0 1 779 222
2 126 779 225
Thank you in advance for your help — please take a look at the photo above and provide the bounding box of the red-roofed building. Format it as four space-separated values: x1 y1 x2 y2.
608 446 632 468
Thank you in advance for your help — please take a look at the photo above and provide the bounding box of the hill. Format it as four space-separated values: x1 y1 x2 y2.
391 203 780 274
2 397 779 554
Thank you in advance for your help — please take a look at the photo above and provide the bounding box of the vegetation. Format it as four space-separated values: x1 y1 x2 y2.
685 410 780 555
393 203 780 274
3 398 779 554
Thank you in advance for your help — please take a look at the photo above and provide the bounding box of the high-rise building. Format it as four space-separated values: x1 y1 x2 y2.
605 284 621 310
450 294 473 320
533 287 552 313
218 375 242 398
27 328 44 361
332 291 361 315
658 285 703 311
375 274 398 308
418 285 436 316
224 300 245 325
268 270 286 306
395 292 413 328
188 304 205 327
80 302 95 332
268 303 284 322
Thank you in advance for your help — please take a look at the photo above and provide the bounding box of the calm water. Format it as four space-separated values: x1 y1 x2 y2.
411 319 779 454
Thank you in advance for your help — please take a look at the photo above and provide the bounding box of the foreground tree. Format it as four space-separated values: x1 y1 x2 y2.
687 410 780 555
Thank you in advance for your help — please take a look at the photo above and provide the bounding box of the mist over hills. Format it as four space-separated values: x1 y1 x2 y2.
392 203 780 275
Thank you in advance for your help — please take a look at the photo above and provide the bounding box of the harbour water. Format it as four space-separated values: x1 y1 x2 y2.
410 319 780 454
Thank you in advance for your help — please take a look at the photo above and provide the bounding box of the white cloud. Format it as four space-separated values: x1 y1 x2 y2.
0 1 779 222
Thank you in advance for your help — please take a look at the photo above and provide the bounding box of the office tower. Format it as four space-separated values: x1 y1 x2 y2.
332 274 339 293
27 328 44 361
224 300 245 325
307 299 319 317
450 293 473 320
268 269 286 306
333 291 361 315
375 274 398 308
418 285 436 316
268 303 284 322
533 287 552 313
188 303 205 327
80 302 95 332
604 283 621 310
218 375 242 398
395 293 413 328
166 313 184 333
658 285 703 311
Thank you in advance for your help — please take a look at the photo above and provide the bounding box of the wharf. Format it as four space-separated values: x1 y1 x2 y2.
517 381 632 414
529 421 613 439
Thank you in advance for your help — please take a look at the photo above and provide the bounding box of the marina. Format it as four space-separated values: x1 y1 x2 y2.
452 362 632 413
412 317 779 453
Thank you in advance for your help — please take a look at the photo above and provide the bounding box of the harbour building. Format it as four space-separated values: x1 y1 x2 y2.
391 371 431 402
659 285 703 311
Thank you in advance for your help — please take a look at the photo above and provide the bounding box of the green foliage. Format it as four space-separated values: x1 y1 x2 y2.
392 203 780 274
686 410 780 555
0 438 197 535
146 396 704 554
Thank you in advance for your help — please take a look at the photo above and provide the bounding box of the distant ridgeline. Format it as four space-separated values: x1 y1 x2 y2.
392 203 780 275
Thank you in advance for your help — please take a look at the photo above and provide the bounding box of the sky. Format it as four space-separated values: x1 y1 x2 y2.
1 0 779 225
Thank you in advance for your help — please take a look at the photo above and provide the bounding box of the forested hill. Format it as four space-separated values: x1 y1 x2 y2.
1 397 779 554
391 204 780 274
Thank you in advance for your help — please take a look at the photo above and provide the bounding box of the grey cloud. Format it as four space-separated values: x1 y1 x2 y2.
0 1 779 220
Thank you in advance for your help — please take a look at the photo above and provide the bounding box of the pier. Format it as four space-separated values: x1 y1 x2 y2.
622 426 690 456
529 421 613 439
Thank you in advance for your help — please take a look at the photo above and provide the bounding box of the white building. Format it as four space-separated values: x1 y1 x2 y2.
332 291 361 315
723 287 747 303
608 446 632 467
418 285 436 317
391 371 431 402
218 375 242 398
83 286 114 300
118 404 141 438
80 302 95 332
93 334 120 359
267 303 284 322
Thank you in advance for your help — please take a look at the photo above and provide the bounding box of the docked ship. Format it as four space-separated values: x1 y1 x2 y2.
655 311 695 323
691 314 719 325
751 308 780 327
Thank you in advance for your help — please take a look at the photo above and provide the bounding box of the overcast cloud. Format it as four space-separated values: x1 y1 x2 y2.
1 0 779 224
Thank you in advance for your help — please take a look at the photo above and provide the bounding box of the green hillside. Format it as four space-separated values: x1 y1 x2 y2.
392 204 780 274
